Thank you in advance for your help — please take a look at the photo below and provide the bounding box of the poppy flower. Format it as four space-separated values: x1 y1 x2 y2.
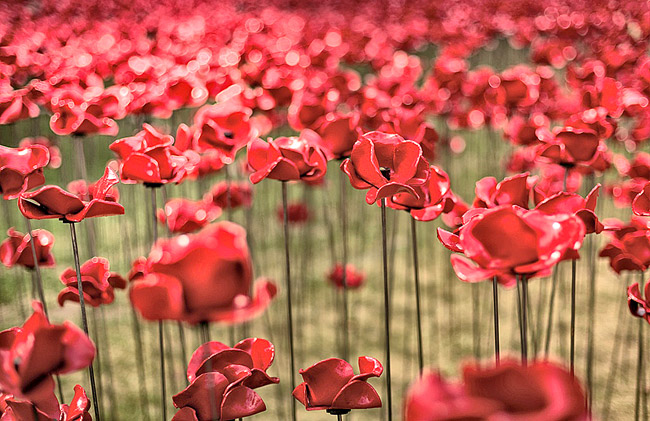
48 87 119 136
628 282 650 323
438 205 585 286
18 137 61 169
276 202 310 224
315 112 361 159
404 360 587 421
1 384 91 421
341 131 430 205
157 198 221 234
172 338 279 421
534 183 604 234
130 222 277 324
600 229 650 273
633 181 650 216
472 173 535 210
18 166 125 222
0 302 95 419
0 144 50 200
247 134 328 184
327 264 365 289
536 126 605 168
193 102 256 161
58 257 127 307
389 165 453 221
0 90 40 125
205 181 253 210
0 227 55 269
293 356 383 412
109 124 197 186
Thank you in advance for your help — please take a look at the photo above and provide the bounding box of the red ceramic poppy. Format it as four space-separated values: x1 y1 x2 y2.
327 264 365 289
205 181 253 210
438 205 585 286
59 385 92 421
130 222 277 324
341 131 430 205
600 228 650 273
0 90 39 125
404 360 587 421
110 124 197 185
536 126 605 168
315 112 361 159
633 181 650 216
58 257 127 307
1 384 91 421
0 302 95 419
172 338 279 421
0 227 55 269
18 137 61 169
628 282 650 323
0 144 49 200
157 198 221 234
535 184 604 234
293 356 383 412
389 165 453 221
247 134 328 184
472 173 535 209
276 202 310 224
49 87 119 136
193 102 256 161
18 166 125 222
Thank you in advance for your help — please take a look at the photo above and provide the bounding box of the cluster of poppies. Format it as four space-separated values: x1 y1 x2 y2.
1 0 650 419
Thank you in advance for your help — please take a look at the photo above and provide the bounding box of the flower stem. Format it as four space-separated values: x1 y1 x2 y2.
571 258 576 376
410 217 424 372
380 199 393 421
492 276 500 365
69 222 101 421
339 170 350 362
635 271 646 421
281 181 297 421
544 266 560 357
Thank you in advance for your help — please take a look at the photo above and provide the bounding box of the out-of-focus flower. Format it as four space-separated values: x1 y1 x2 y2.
276 202 310 224
404 360 587 421
633 181 650 216
130 222 276 324
193 102 256 161
58 257 126 307
293 356 382 412
18 137 61 169
157 198 221 234
0 228 55 269
327 264 365 289
628 282 650 323
205 181 253 210
18 167 124 222
0 302 95 419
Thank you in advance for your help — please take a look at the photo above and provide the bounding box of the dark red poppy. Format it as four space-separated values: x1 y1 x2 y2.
205 181 253 210
293 356 383 411
0 144 49 200
472 173 534 209
600 228 650 273
0 302 95 419
0 228 55 270
536 126 605 168
389 165 452 221
535 185 604 234
628 282 650 323
193 102 256 161
130 222 277 324
633 181 650 216
109 124 197 185
0 384 91 421
172 338 279 421
18 137 61 169
58 257 127 307
327 264 365 289
276 202 310 224
341 131 430 205
157 198 221 234
247 134 328 184
438 205 585 286
404 360 587 421
18 166 124 222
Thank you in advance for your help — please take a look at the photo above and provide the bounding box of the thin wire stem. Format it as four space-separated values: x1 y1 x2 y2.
281 182 297 421
339 170 350 361
380 199 393 421
571 258 576 376
522 276 528 366
410 217 424 372
635 271 645 421
69 222 101 421
544 266 560 357
492 276 500 365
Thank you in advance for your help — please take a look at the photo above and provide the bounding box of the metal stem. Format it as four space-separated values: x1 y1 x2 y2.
380 199 393 421
492 276 500 365
281 182 297 421
339 170 350 361
571 258 576 376
410 217 424 372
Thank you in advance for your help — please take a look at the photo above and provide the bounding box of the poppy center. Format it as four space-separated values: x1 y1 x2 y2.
380 167 391 180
